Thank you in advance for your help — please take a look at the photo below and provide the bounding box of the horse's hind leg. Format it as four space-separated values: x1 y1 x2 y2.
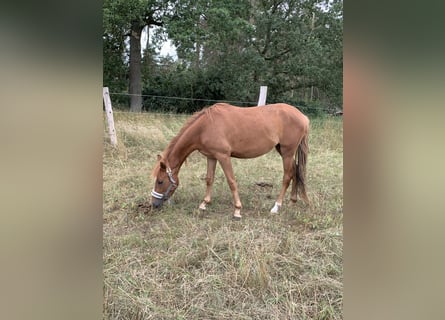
271 152 294 213
275 144 297 203
199 158 217 210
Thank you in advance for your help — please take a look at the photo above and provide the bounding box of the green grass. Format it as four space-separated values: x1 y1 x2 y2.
103 111 343 319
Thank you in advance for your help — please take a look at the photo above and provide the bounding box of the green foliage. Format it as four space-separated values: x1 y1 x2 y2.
103 0 343 113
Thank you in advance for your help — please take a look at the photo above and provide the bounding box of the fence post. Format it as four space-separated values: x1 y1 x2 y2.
257 86 268 106
103 87 118 147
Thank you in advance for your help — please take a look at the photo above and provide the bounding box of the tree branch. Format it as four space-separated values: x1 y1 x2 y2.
264 48 291 60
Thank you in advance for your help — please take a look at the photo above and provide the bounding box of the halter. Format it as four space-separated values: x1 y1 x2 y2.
151 167 177 202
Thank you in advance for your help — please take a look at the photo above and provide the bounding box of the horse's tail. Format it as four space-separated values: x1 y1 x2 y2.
296 130 309 204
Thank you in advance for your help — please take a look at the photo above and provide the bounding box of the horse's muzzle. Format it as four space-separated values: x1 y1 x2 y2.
151 197 164 209
152 200 163 209
151 189 165 209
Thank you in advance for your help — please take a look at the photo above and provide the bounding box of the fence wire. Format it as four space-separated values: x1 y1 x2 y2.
108 92 336 113
109 92 258 106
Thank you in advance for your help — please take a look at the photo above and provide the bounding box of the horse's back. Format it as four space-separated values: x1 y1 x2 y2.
198 103 308 158
263 103 309 126
210 103 308 132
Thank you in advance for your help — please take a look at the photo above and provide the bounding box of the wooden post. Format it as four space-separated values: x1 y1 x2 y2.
258 86 268 106
103 87 118 147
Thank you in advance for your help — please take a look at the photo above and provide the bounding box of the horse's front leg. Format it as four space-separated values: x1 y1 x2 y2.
217 156 242 219
199 158 217 210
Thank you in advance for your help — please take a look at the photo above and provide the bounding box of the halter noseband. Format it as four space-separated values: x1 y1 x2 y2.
151 167 177 202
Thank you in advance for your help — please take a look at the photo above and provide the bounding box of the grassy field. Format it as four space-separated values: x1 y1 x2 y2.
103 110 343 319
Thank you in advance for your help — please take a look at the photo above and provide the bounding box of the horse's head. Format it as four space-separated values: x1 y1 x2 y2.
151 155 178 209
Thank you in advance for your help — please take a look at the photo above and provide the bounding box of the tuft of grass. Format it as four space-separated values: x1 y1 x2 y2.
103 111 343 319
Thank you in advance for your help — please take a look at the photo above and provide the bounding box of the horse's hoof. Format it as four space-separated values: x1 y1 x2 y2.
270 202 281 213
199 201 208 210
232 215 242 221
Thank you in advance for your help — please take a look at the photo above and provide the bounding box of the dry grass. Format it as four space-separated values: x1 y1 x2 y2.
103 111 343 319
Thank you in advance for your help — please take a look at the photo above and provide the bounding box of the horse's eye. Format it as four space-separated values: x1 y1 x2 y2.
157 180 163 185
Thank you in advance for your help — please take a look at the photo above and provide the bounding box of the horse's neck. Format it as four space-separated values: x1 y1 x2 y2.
167 129 198 171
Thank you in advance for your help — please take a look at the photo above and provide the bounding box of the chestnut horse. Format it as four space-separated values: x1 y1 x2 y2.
151 103 309 219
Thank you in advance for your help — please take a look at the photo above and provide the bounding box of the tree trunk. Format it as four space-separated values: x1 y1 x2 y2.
129 21 143 112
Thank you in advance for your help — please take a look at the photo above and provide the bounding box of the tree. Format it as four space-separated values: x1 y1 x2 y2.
166 0 257 101
103 0 167 112
164 0 342 110
103 0 343 113
247 0 342 108
103 2 128 105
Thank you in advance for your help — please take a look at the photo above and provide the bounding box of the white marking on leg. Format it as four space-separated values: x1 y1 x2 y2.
270 202 281 213
233 208 242 218
199 201 207 210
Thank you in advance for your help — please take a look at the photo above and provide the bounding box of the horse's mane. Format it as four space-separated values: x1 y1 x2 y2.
151 104 232 177
163 105 218 158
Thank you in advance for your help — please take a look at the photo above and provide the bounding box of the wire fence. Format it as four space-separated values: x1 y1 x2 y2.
109 92 258 106
107 92 338 115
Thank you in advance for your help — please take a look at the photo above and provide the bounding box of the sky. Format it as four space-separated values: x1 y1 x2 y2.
141 26 178 60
